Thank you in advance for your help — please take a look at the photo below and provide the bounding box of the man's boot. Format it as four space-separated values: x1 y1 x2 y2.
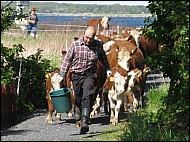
80 108 90 134
75 107 81 121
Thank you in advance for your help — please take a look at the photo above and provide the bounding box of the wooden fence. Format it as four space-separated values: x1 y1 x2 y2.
1 84 16 125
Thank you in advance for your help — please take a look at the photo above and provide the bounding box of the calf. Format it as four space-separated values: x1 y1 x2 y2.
45 69 73 124
89 60 107 117
106 66 128 125
126 67 150 112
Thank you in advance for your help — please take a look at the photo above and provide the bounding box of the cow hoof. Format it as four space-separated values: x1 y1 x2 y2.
67 112 73 118
46 119 53 124
110 117 114 124
75 121 81 128
114 119 118 125
46 116 53 124
90 111 95 118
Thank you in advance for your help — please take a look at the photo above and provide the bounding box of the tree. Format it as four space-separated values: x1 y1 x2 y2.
143 1 189 129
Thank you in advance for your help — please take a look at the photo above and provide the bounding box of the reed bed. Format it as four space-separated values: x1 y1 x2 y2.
2 30 83 68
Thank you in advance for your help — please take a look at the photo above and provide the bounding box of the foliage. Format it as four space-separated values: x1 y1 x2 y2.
1 2 53 119
143 1 189 130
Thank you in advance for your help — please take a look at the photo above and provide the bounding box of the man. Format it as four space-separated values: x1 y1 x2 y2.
60 26 111 134
26 8 39 38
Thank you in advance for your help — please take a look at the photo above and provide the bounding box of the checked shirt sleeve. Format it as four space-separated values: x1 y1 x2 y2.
60 43 74 73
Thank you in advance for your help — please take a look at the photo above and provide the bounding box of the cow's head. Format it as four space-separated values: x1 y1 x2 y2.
101 16 111 30
128 29 142 48
113 72 128 94
117 47 132 71
46 70 64 91
128 68 142 88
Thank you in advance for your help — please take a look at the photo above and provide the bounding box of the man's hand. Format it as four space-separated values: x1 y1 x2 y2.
61 72 66 78
107 70 112 77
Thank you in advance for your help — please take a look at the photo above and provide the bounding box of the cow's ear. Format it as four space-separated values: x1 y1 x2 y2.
45 73 51 79
136 70 142 77
108 17 112 20
124 76 128 81
128 71 133 76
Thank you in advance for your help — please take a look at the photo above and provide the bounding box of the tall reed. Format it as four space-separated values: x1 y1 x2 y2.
2 30 83 68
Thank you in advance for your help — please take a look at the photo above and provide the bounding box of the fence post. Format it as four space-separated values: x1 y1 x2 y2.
117 25 120 34
97 24 100 35
66 39 68 51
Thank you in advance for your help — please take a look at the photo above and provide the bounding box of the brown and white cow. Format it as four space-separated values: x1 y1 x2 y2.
87 16 112 36
45 69 74 124
89 60 108 117
122 27 142 48
103 40 146 115
105 65 128 125
126 66 150 112
95 34 111 44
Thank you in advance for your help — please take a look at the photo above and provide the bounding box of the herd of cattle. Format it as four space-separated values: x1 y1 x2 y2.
45 16 162 127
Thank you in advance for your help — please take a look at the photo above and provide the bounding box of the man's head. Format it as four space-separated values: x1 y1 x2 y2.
83 26 96 45
31 8 36 14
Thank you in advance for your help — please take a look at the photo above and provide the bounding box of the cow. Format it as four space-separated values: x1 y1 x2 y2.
95 34 111 44
122 27 142 48
126 66 150 112
45 69 74 124
87 16 112 36
103 40 146 115
89 60 108 117
113 41 145 71
138 35 162 58
105 65 128 125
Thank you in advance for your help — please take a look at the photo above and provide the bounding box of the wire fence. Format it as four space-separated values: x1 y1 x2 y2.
6 23 123 35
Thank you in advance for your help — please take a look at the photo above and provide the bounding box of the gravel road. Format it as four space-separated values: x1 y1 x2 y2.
1 72 170 141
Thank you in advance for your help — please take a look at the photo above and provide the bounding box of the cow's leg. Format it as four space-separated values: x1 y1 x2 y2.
132 93 138 112
102 86 109 114
55 112 61 123
123 92 128 112
114 99 122 125
67 109 73 118
90 94 101 117
138 90 143 108
126 92 134 113
46 95 54 124
67 87 75 118
108 93 115 124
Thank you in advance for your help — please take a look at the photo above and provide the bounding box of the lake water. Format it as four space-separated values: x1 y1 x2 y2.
38 15 153 28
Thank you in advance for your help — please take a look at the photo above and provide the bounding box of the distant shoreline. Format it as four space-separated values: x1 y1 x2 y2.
37 13 152 17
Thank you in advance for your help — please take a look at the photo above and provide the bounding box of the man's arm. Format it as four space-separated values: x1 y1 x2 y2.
98 43 112 76
60 43 75 76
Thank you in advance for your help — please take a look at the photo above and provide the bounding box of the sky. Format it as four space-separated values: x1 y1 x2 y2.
33 1 149 6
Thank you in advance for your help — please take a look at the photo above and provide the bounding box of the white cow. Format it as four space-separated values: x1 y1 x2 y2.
108 71 128 125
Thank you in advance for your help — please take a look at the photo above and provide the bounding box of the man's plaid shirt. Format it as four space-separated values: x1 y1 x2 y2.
61 38 110 75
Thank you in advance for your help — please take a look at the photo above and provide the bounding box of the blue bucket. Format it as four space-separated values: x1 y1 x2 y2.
49 88 71 113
